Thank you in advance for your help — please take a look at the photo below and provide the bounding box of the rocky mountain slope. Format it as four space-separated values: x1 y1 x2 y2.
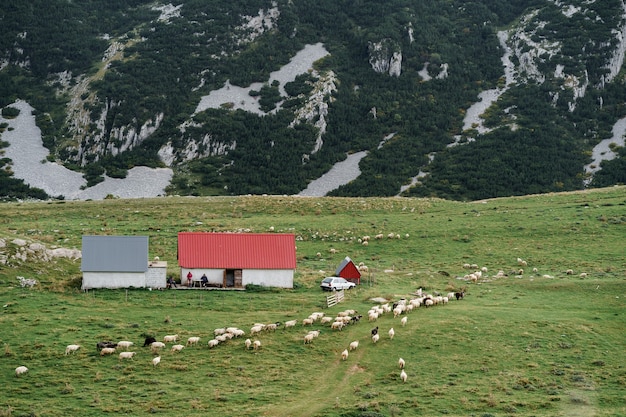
1 0 625 200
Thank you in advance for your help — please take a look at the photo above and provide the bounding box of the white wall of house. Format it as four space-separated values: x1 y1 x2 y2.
243 269 293 288
82 272 145 290
180 268 293 288
146 266 167 289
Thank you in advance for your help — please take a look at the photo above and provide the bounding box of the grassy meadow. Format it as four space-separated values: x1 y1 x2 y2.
0 188 625 417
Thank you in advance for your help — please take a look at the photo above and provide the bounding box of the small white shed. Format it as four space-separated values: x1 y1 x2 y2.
81 235 165 289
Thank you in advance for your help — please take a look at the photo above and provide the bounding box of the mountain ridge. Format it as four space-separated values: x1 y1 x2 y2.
1 0 625 201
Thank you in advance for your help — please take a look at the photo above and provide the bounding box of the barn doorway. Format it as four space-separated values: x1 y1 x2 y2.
223 269 243 288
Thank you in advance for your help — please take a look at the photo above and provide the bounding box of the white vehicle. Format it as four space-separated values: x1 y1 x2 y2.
320 277 356 291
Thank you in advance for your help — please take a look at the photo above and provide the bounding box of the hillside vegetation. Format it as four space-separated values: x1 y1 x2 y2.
1 0 626 201
0 188 625 416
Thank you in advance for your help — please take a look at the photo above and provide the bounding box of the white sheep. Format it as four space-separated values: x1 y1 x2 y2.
117 341 134 350
372 333 380 343
171 344 184 352
100 347 116 356
118 351 136 360
349 341 359 351
253 340 261 350
186 336 200 346
320 316 333 324
65 344 81 355
228 328 245 338
214 328 227 336
341 349 349 360
302 318 314 326
304 333 315 344
331 321 344 330
284 319 298 329
388 328 395 340
265 323 279 332
163 334 178 343
152 356 161 367
250 324 265 335
400 316 407 327
400 369 407 382
307 330 321 338
398 357 405 369
151 341 166 350
208 339 220 349
580 272 588 278
15 366 28 377
244 339 252 349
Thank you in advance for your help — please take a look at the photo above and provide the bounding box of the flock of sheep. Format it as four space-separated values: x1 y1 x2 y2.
13 287 463 382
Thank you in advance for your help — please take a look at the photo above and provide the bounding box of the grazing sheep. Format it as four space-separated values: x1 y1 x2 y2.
214 328 227 336
371 326 379 336
208 339 220 349
96 341 117 351
580 272 587 278
424 298 434 307
244 339 252 350
400 369 407 382
341 349 349 361
308 330 321 338
304 333 315 344
119 351 136 360
100 347 116 356
331 321 344 331
65 344 81 355
187 337 200 346
152 356 161 367
15 366 28 377
302 318 314 326
400 316 408 327
566 269 574 275
371 333 380 343
117 341 134 350
329 248 337 254
253 340 261 350
284 319 298 329
143 336 157 347
150 341 166 351
398 358 405 369
349 341 359 351
388 328 395 340
455 291 465 300
229 328 245 338
265 322 281 332
250 325 265 335
171 344 184 352
163 334 178 343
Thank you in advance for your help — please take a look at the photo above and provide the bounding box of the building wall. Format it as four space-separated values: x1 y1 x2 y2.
243 269 293 288
181 268 293 288
146 266 167 289
82 272 145 290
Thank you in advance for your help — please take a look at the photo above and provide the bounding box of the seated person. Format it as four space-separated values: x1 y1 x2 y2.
167 277 177 289
200 274 208 287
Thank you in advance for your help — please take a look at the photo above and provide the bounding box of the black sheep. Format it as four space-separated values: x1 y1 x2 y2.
143 336 157 347
96 341 117 351
371 326 378 336
455 291 465 300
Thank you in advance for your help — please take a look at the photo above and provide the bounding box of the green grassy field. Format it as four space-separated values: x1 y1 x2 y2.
0 188 625 416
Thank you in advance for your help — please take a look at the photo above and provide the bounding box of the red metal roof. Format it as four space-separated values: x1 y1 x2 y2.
178 232 297 269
